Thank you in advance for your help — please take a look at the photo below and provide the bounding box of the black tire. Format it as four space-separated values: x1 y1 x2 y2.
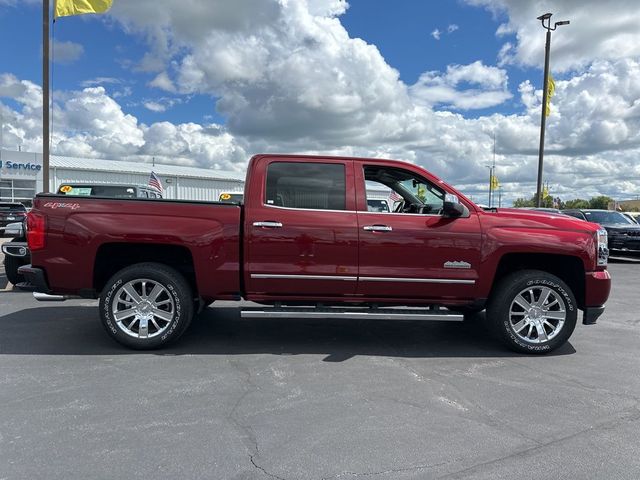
4 254 26 285
487 270 577 354
99 262 194 349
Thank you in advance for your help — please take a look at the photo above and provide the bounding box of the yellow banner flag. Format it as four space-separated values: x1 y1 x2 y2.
542 184 549 198
490 175 499 190
55 0 113 18
545 73 555 117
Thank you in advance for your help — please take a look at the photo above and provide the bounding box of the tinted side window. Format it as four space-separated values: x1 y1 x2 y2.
363 165 444 214
266 162 346 210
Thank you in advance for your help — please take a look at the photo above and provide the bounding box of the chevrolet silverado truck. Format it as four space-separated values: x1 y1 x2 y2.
20 154 611 353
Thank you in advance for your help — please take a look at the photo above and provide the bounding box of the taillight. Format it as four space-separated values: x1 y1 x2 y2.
27 211 46 251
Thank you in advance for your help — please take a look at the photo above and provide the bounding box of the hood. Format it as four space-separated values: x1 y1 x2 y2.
481 208 600 233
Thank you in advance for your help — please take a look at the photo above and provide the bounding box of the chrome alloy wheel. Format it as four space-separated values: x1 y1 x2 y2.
112 279 175 339
509 286 566 344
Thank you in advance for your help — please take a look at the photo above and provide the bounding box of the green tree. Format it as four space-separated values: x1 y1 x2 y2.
564 198 590 209
589 196 614 210
513 197 535 208
513 194 554 208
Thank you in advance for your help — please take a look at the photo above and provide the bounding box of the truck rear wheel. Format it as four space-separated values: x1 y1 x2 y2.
99 263 194 349
487 270 577 354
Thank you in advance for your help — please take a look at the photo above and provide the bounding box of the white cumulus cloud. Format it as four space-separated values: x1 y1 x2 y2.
51 40 84 65
465 0 640 72
410 61 513 110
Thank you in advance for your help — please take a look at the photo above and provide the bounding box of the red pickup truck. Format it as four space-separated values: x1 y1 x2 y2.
20 154 611 354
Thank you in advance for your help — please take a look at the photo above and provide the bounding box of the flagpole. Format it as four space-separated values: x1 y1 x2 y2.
43 0 50 193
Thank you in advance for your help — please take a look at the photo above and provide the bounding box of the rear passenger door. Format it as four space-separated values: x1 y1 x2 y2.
245 158 359 297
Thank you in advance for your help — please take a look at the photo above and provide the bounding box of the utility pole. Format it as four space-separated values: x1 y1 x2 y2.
535 12 569 207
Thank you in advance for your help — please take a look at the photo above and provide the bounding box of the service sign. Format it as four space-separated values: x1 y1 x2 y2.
0 160 42 172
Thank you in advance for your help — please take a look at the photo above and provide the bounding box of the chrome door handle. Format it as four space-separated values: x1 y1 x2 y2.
253 221 283 228
363 225 393 232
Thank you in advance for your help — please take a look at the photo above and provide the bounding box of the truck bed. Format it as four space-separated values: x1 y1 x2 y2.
29 195 242 300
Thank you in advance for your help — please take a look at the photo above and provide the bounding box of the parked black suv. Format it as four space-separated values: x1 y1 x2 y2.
0 202 27 230
563 209 640 253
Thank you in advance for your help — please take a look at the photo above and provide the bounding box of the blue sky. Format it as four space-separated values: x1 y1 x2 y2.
0 3 218 124
344 2 508 81
342 0 533 117
1 0 639 203
1 1 536 124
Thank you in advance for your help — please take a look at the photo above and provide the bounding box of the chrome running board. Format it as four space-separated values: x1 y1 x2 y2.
33 292 80 302
241 306 463 321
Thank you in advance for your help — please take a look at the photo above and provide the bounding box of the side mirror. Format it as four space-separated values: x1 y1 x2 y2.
443 200 469 218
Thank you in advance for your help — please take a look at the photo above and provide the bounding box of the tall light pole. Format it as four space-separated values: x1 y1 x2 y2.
42 0 50 192
535 12 569 207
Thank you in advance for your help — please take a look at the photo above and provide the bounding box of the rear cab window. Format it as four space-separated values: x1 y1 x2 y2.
265 162 346 211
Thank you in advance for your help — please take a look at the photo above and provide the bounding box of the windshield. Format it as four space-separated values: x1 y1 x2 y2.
395 178 443 206
583 211 635 225
0 203 27 212
219 193 244 203
58 185 138 198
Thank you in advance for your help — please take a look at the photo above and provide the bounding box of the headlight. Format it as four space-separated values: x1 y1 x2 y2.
597 228 608 266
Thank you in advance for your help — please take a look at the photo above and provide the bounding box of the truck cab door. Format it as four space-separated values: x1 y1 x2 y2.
355 162 482 302
244 157 358 298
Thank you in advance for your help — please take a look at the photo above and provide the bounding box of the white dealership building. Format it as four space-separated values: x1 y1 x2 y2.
0 149 245 206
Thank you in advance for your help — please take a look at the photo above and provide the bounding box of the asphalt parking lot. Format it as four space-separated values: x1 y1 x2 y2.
1 260 639 479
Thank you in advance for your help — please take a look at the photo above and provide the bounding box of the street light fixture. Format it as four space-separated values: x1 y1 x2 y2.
535 12 569 207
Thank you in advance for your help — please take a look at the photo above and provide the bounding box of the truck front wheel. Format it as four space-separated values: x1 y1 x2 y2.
487 270 577 354
99 263 194 349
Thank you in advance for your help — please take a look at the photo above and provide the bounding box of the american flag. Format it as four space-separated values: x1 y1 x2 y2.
388 190 402 202
148 171 164 193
